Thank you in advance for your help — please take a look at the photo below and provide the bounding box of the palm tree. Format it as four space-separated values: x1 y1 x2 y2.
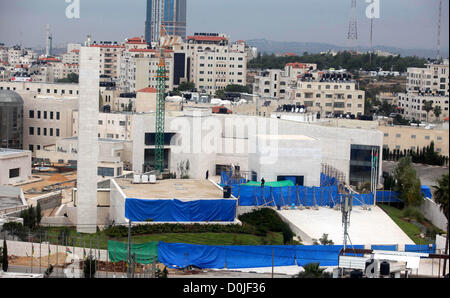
433 106 442 121
423 100 433 123
433 173 449 276
294 263 332 278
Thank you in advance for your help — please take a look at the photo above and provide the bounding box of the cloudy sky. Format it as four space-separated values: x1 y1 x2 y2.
0 0 448 51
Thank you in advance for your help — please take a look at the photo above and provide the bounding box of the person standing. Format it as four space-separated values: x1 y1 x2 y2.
261 177 265 187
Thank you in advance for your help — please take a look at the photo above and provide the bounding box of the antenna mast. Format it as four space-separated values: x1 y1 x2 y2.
347 0 358 54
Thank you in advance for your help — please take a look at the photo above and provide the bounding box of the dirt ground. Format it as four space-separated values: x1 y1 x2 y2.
8 252 68 268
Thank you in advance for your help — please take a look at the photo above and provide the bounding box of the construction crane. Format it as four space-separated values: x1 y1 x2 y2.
154 25 181 173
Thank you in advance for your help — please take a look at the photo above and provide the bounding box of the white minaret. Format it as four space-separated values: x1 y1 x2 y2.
45 24 52 57
77 47 100 233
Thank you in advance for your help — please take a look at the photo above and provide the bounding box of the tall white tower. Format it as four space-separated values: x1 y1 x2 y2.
76 47 100 233
45 24 53 57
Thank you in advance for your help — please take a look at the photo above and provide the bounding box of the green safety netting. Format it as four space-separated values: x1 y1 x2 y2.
108 240 158 264
242 180 295 187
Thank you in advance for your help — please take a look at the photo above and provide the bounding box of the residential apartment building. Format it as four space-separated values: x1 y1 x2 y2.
253 63 317 100
181 33 247 95
62 49 80 65
397 92 449 122
291 75 365 117
406 60 449 96
90 41 125 81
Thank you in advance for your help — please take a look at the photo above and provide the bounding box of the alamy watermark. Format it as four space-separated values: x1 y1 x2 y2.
65 0 80 19
365 0 380 19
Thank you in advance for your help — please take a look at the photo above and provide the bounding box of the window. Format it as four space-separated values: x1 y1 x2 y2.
56 129 60 137
384 133 389 137
56 112 60 120
29 110 34 118
98 120 103 125
9 168 20 178
50 111 54 120
43 128 47 136
411 135 416 139
97 167 114 177
50 128 53 136
29 145 34 152
29 127 34 135
44 111 47 119
396 134 401 138
425 136 430 140
37 111 41 119
37 127 40 135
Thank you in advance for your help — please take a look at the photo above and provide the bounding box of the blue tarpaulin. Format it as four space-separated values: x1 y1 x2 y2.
125 198 236 222
421 186 433 199
157 242 365 269
405 244 436 254
375 191 402 203
371 245 397 251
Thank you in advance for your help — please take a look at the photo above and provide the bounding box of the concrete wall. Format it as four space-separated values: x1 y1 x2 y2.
420 198 448 231
109 179 127 225
0 151 32 185
76 47 100 233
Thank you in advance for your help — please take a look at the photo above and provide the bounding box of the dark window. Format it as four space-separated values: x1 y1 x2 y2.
56 112 60 120
144 133 176 146
50 112 54 119
43 128 47 136
56 129 60 137
37 111 41 119
29 145 34 152
98 167 115 177
29 127 34 135
29 110 34 118
9 168 20 178
349 144 380 186
44 111 47 119
49 128 53 136
37 127 41 135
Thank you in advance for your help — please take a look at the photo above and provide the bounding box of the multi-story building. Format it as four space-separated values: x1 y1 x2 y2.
181 33 247 95
406 59 449 96
397 92 449 122
62 49 80 65
0 82 80 155
119 41 174 92
72 111 134 141
379 123 449 157
398 59 449 122
90 41 125 81
145 0 187 43
253 63 317 100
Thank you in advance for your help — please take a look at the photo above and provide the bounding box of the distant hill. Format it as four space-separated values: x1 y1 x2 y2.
246 39 449 59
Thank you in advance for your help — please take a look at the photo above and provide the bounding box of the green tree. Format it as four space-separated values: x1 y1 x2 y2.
423 100 433 123
433 105 442 121
36 203 42 226
433 173 449 276
57 73 78 83
83 252 97 278
215 89 226 99
2 238 7 272
294 263 332 278
177 81 195 92
394 156 422 206
319 233 334 245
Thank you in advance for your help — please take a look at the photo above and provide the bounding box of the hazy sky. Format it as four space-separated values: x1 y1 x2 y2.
0 0 448 50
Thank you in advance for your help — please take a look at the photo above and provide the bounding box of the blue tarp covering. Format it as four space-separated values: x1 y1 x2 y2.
421 186 433 199
371 245 397 251
232 185 340 207
375 191 402 203
125 198 236 222
405 244 436 254
157 242 365 269
320 173 337 187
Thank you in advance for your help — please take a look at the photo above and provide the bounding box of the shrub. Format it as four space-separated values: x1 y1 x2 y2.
402 206 425 224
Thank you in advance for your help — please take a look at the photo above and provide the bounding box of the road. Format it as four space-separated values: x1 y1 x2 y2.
383 161 448 190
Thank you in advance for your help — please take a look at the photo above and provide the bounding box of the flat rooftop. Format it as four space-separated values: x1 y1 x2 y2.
279 206 415 246
114 178 224 199
0 148 31 157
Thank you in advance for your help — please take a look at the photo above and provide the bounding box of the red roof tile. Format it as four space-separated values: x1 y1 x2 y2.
71 49 80 53
137 87 157 93
187 35 227 42
286 62 308 69
90 44 125 48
